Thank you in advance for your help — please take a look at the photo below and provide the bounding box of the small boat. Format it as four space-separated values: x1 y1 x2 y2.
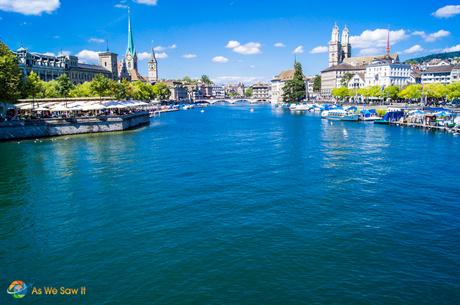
326 110 359 121
289 104 310 111
360 109 381 121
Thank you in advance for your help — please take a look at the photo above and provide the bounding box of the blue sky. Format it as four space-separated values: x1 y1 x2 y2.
0 0 459 84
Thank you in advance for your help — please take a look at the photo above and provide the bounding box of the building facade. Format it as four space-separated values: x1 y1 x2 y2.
16 47 114 84
251 83 271 100
421 66 453 85
328 24 351 67
365 60 411 87
321 63 366 96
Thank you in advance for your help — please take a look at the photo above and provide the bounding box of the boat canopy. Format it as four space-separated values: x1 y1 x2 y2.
382 111 404 122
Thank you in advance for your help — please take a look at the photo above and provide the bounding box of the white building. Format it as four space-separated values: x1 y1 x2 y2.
212 85 225 99
347 73 365 89
251 83 271 100
365 60 411 87
421 65 454 85
451 65 460 83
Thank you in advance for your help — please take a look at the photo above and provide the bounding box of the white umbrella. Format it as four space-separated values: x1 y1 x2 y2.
83 104 106 111
51 104 70 112
32 107 49 111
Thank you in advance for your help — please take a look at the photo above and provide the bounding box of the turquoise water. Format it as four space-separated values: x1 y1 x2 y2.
0 104 459 304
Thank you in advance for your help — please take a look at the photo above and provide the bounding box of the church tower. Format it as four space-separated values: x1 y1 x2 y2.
125 8 138 74
341 25 351 60
328 24 342 67
148 48 158 84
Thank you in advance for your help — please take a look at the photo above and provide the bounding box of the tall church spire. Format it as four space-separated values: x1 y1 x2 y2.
386 28 391 56
126 8 136 57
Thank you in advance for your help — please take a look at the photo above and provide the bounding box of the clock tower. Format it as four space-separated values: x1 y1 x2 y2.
148 48 158 84
125 8 138 74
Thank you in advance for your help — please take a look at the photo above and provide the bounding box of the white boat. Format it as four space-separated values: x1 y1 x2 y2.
289 104 310 111
361 115 381 121
326 110 359 121
321 110 329 118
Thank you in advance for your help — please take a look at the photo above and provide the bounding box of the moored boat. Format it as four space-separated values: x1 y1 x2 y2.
326 109 359 121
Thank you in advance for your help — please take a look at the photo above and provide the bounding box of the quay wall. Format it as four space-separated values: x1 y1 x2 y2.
0 112 150 141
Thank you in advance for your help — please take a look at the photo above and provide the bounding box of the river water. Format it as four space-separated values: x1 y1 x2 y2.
0 104 459 304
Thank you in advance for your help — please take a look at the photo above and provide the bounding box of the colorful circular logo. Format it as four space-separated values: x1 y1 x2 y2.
7 280 28 298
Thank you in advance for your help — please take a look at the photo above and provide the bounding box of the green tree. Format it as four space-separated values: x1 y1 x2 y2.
0 41 23 102
109 80 131 100
41 80 60 98
398 84 422 100
56 74 74 98
446 82 460 100
25 71 44 100
69 81 93 98
367 86 383 98
340 72 354 87
423 83 448 100
90 74 111 98
182 76 192 84
331 87 350 99
383 85 400 100
313 75 321 92
131 81 155 100
245 88 253 97
201 75 212 85
282 62 306 103
153 82 171 100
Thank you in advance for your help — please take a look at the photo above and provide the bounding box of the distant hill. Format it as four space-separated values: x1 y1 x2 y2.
405 51 460 64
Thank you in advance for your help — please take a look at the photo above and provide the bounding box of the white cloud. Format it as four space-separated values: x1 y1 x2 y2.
274 42 285 48
402 45 424 54
76 50 100 63
433 5 460 18
212 56 229 63
43 52 55 56
182 53 197 59
154 44 176 52
114 3 128 9
89 37 105 44
59 50 71 56
412 30 450 42
133 0 158 5
443 44 460 52
156 52 168 59
226 40 240 49
293 45 304 54
310 46 328 54
350 29 408 49
226 40 262 55
0 0 60 15
359 48 381 56
137 52 151 60
213 75 269 85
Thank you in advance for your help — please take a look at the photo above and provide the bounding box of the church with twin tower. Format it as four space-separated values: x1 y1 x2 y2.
328 24 352 67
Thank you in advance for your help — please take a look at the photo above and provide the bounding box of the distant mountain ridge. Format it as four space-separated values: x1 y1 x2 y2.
405 51 460 64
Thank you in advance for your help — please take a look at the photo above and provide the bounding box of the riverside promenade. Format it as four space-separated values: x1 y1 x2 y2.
0 111 150 141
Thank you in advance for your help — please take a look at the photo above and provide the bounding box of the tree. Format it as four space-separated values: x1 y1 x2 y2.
282 62 306 103
182 76 192 84
313 75 321 92
41 80 60 98
25 71 44 101
245 88 253 97
201 75 212 85
90 74 111 98
423 83 448 100
446 82 460 100
398 84 422 100
331 87 350 100
0 41 23 102
153 82 171 100
340 72 354 87
383 85 400 100
56 74 74 98
69 81 93 98
132 81 155 100
367 86 383 98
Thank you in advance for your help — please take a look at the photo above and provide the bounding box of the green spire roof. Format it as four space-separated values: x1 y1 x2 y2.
126 8 136 56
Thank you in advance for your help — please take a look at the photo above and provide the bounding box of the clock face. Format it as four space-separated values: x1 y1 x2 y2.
126 54 132 61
